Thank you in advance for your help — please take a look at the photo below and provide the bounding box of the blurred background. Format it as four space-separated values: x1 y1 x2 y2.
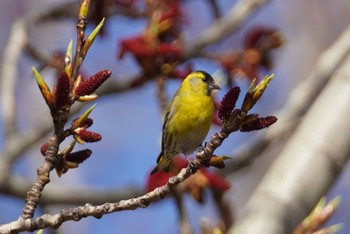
0 0 350 233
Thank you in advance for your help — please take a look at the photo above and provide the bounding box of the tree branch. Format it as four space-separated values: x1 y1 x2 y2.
0 114 240 233
0 159 200 232
21 135 61 219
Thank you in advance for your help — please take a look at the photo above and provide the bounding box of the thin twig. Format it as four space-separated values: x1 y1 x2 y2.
38 1 145 21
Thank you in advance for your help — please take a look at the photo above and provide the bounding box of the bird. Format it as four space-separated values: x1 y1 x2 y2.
151 70 221 175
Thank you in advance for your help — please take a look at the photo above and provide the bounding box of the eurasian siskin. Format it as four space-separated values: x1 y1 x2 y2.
151 70 220 174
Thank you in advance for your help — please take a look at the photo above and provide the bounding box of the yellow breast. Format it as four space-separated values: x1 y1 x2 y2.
166 94 214 154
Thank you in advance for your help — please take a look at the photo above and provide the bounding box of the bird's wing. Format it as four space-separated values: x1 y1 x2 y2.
160 95 178 153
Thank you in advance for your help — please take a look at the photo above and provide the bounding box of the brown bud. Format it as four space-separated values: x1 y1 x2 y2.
71 117 93 129
240 79 255 113
251 74 274 107
71 104 96 131
55 164 67 177
209 155 231 168
32 67 54 107
40 143 48 156
66 149 92 164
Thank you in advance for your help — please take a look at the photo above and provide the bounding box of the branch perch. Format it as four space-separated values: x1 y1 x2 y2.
0 106 250 232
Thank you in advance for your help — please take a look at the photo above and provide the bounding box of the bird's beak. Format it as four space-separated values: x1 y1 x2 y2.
209 82 221 91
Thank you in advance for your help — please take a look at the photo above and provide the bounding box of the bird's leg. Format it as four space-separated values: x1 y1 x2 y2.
184 154 197 174
188 160 197 174
196 143 212 167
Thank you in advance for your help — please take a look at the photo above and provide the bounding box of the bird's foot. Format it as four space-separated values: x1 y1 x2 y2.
188 161 197 174
198 144 205 153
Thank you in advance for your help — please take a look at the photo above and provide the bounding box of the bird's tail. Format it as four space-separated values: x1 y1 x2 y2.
150 153 172 175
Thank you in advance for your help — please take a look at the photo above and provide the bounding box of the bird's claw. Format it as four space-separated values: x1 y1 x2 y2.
198 144 205 153
189 161 197 174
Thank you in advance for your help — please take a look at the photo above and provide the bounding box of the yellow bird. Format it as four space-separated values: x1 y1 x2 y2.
151 70 221 174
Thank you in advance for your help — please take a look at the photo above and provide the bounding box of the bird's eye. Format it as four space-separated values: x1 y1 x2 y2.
202 76 209 83
203 74 214 85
